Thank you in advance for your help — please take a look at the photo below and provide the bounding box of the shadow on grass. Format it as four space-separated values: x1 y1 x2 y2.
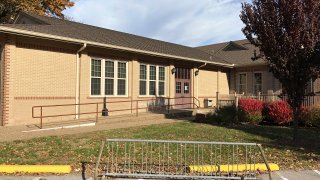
199 121 320 155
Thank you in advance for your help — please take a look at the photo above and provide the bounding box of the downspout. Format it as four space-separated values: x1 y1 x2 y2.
196 63 207 104
76 43 87 119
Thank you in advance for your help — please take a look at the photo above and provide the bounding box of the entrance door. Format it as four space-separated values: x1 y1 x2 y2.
175 67 191 109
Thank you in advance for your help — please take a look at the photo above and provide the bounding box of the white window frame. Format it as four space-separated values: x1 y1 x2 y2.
90 58 129 97
139 64 166 97
238 72 247 94
253 72 263 95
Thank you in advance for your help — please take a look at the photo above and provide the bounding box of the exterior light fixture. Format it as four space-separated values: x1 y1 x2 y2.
195 70 200 76
171 67 176 74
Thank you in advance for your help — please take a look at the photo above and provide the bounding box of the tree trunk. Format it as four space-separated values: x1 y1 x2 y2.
292 106 300 143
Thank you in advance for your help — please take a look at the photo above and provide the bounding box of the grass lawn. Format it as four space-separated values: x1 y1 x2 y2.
0 122 319 171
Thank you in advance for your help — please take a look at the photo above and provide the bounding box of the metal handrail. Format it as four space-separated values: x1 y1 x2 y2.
32 96 201 129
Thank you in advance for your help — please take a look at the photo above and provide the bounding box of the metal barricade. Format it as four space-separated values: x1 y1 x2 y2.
94 139 272 180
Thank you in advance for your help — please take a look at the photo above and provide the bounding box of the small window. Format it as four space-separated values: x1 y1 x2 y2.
239 73 247 94
105 61 114 95
176 82 181 94
158 67 165 96
117 62 126 95
139 65 147 95
149 66 156 95
254 73 262 95
91 59 101 95
184 82 189 94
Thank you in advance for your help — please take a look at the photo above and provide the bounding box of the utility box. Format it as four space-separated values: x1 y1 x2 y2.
204 98 213 108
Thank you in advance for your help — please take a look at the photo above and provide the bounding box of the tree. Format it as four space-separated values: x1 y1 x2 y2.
240 0 320 142
0 0 74 23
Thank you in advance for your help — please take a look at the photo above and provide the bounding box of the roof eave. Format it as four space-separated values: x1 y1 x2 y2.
0 26 234 68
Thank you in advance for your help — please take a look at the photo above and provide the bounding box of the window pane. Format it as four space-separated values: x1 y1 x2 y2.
159 67 165 81
184 82 189 94
91 78 101 95
91 59 101 77
239 74 246 84
176 82 181 94
149 66 156 80
254 73 262 94
149 81 156 95
140 65 147 80
117 79 126 95
105 61 114 78
139 80 147 95
105 79 114 95
159 82 165 95
118 62 126 78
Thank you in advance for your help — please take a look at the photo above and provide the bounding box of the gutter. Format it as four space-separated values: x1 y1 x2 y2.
76 43 87 119
0 26 234 68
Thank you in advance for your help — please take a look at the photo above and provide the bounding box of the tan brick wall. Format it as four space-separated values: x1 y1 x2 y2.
231 66 282 95
3 35 231 126
9 37 77 125
197 69 229 107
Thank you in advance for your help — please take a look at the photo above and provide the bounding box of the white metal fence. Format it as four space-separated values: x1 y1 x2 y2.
94 139 272 180
218 93 320 108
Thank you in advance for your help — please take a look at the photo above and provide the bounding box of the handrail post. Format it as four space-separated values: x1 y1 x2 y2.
96 103 99 123
136 100 138 117
40 106 43 129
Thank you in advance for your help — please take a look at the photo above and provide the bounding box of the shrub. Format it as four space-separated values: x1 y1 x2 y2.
264 100 293 125
207 105 238 124
300 106 320 127
238 99 264 124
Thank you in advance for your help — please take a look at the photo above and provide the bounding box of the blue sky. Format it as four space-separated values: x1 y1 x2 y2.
64 0 248 47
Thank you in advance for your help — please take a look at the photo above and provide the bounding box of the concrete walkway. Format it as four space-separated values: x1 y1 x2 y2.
0 113 191 142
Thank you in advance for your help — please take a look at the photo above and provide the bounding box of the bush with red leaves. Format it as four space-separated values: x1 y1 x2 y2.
264 100 293 125
238 98 264 124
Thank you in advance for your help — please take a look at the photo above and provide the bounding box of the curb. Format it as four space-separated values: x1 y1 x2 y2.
187 163 279 173
0 165 72 174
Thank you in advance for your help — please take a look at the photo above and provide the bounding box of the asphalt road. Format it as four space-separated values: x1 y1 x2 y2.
1 170 319 180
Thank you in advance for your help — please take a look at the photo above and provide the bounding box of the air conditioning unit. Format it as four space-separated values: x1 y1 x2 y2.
204 98 213 108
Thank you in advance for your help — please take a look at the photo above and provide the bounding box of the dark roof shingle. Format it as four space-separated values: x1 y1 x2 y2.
0 12 232 66
196 39 265 67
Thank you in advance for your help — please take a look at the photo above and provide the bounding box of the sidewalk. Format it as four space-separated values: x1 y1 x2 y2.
0 113 191 142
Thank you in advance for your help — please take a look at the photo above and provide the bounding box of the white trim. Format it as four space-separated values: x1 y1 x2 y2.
90 57 129 97
138 64 167 97
0 26 234 68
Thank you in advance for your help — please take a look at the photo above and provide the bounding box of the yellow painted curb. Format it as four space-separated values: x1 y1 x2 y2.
187 163 279 173
0 165 72 174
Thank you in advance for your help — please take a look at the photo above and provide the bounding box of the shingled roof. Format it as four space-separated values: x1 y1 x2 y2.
196 39 265 67
0 12 232 67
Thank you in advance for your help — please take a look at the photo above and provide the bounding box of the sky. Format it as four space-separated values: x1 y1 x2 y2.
63 0 248 47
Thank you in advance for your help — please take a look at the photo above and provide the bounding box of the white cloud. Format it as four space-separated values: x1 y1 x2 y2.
64 0 248 46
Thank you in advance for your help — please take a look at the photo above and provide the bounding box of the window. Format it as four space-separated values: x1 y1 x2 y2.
139 64 166 96
105 61 114 95
158 67 165 95
239 73 247 93
91 59 101 95
175 68 190 79
117 62 126 95
90 58 128 96
176 82 181 94
139 65 147 95
254 73 262 95
184 82 189 94
149 65 156 95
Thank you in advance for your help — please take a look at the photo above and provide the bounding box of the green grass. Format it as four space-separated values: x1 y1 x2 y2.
0 122 319 171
